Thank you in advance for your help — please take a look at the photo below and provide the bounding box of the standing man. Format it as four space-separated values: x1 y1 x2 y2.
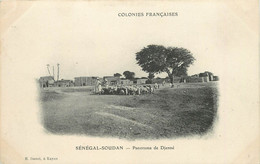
95 78 102 95
103 78 109 89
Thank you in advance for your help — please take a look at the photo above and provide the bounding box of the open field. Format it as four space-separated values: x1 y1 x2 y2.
39 82 218 140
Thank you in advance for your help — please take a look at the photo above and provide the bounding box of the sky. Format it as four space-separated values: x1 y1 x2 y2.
2 1 246 80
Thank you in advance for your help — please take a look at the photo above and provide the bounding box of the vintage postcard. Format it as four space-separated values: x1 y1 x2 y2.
0 0 259 163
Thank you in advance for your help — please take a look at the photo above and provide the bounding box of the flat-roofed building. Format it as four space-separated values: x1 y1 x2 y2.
103 76 120 85
74 76 98 86
55 80 74 87
120 79 131 85
39 76 55 88
136 78 148 85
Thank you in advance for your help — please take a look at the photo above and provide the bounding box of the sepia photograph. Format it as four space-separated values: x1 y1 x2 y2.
1 0 258 163
38 45 219 140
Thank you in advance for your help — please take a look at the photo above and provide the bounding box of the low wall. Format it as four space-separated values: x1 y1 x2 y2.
185 76 209 83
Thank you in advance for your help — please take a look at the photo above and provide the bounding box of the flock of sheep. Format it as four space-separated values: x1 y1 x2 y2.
97 84 160 95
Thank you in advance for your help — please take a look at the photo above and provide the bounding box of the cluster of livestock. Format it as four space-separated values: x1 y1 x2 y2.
97 84 160 95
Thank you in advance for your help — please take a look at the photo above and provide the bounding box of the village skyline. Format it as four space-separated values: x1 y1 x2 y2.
40 58 220 81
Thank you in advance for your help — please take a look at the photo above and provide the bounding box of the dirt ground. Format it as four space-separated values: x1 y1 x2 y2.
39 82 218 140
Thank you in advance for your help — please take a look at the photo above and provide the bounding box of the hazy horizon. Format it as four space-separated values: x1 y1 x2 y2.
39 61 217 80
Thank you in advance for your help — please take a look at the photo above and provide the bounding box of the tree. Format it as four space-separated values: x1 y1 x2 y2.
136 45 195 83
148 73 155 80
145 73 154 84
114 73 122 78
123 71 135 80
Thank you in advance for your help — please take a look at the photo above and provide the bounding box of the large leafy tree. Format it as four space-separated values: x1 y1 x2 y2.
148 73 155 80
123 71 135 80
136 45 195 83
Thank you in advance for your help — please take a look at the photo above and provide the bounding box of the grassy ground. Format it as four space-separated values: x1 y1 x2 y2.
39 82 218 140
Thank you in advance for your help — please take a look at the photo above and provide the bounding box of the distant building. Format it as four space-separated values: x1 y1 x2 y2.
185 76 204 83
151 78 164 84
209 75 214 81
199 71 215 82
103 76 120 85
55 80 74 87
191 74 199 77
199 72 209 77
120 79 132 85
213 76 219 81
39 76 55 88
136 78 147 85
74 77 98 86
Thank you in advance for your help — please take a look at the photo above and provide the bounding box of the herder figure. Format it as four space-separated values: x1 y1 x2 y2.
95 78 102 95
104 78 109 89
154 83 159 89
